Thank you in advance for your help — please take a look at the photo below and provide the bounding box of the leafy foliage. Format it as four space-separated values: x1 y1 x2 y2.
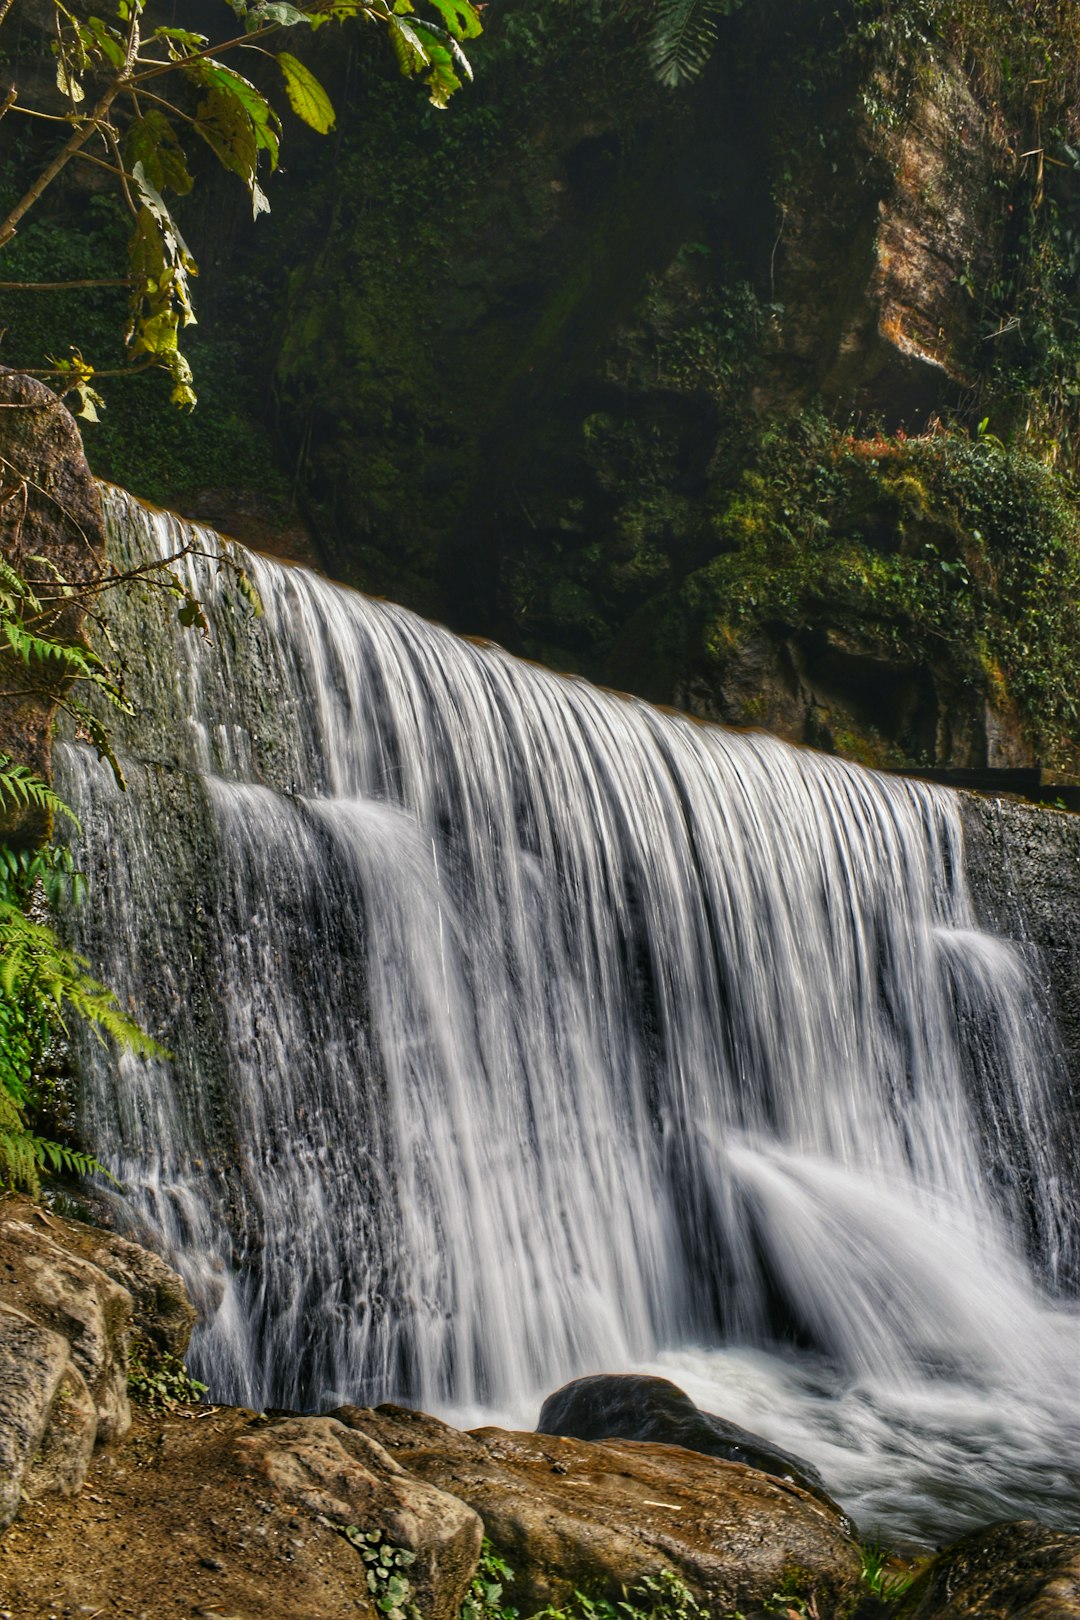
458 1543 708 1620
461 1542 519 1620
680 411 1080 769
649 0 743 88
0 768 160 1194
0 550 133 786
859 1540 917 1604
0 531 168 1193
0 0 482 409
127 1339 209 1407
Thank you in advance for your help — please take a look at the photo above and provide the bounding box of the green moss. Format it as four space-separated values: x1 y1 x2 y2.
678 410 1080 769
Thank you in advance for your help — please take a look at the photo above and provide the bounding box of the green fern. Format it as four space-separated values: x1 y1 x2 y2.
0 549 159 1194
0 847 162 1195
0 754 80 828
0 556 44 620
649 0 742 88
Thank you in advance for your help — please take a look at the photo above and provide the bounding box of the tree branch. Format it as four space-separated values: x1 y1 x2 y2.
0 19 140 252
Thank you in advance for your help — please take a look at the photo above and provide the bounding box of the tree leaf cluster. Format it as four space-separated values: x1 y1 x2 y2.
0 0 482 409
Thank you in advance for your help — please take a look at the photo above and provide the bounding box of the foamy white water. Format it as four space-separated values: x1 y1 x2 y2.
57 488 1080 1542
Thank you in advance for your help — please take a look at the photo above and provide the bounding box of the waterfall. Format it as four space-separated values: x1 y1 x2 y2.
58 488 1080 1542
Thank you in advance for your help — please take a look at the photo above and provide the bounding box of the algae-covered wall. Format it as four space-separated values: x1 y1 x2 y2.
963 791 1080 1103
961 788 1080 1288
4 0 1080 773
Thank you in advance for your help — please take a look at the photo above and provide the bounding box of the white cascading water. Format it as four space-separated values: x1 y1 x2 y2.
58 488 1080 1544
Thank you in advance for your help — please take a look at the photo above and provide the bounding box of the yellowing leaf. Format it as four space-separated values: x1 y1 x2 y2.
55 59 85 102
125 112 195 196
276 51 335 133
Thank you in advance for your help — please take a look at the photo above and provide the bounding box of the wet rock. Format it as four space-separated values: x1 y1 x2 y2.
334 1402 862 1618
894 1519 1080 1618
234 1415 482 1620
537 1373 830 1504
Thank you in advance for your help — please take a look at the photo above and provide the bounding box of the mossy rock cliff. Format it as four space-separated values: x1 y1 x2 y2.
5 0 1080 770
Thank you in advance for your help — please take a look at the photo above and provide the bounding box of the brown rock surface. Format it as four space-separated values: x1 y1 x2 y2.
0 1405 386 1620
91 1228 197 1361
235 1416 482 1620
0 1214 132 1447
334 1402 863 1617
0 1303 96 1530
895 1519 1080 1619
0 1194 195 1530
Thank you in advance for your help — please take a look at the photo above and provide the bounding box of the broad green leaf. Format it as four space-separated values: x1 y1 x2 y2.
387 13 429 75
246 1 310 27
71 382 105 421
151 25 210 58
85 16 127 66
425 0 481 40
194 86 260 188
185 59 281 170
276 51 335 133
413 29 461 107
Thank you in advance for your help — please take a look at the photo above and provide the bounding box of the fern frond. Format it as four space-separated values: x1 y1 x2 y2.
0 900 164 1057
649 0 738 88
30 1135 119 1186
0 754 80 828
0 557 43 618
3 616 105 679
0 1088 41 1195
63 698 129 790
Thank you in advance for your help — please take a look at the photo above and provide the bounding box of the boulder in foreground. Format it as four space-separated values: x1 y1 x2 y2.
334 1401 863 1618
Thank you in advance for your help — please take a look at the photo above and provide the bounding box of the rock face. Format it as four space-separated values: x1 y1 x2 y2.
0 1195 193 1530
895 1520 1080 1619
91 1228 197 1360
234 1415 483 1620
537 1373 831 1506
333 1402 863 1618
0 1303 96 1530
0 371 106 841
960 793 1080 1288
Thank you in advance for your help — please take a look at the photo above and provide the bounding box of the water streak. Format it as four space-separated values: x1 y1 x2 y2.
58 489 1080 1539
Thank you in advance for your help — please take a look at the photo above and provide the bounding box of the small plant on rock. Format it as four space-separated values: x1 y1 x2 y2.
343 1526 421 1620
859 1541 916 1604
461 1540 519 1619
530 1565 707 1620
126 1339 208 1409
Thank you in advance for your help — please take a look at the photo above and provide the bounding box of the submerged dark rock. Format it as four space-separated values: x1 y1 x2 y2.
537 1373 830 1504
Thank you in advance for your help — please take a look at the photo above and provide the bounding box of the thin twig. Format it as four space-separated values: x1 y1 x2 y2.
130 19 285 83
0 279 131 290
102 124 138 219
72 149 127 179
4 103 77 123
